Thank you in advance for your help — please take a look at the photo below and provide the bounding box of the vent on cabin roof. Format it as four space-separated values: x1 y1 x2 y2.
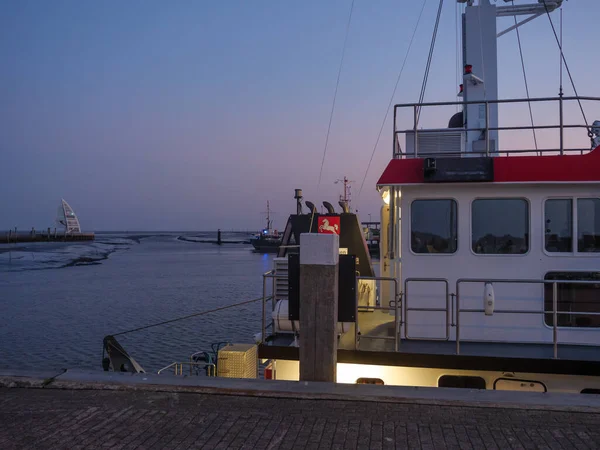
405 130 465 156
273 257 289 301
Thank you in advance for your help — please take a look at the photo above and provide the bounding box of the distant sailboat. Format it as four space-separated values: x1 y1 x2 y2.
57 199 82 234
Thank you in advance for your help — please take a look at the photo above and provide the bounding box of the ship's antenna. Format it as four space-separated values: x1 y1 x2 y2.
559 8 563 96
267 201 270 228
261 201 274 230
335 176 355 211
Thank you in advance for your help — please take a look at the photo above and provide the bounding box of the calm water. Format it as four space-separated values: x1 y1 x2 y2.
0 233 273 373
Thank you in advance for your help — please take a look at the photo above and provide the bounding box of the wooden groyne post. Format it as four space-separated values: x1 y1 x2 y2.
299 233 339 382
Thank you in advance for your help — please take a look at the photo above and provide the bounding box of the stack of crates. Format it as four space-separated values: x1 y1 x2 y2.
217 344 258 378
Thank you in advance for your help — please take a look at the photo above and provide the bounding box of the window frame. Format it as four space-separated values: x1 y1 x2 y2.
543 197 575 255
469 197 531 257
542 270 600 330
409 198 458 256
543 196 600 257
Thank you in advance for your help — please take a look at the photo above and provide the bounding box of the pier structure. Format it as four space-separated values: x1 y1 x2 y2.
2 198 94 244
3 229 95 244
1 369 600 449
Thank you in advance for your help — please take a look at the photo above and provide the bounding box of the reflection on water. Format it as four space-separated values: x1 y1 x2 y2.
0 233 272 372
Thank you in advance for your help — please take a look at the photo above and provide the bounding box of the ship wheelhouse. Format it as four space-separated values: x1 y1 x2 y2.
377 116 600 352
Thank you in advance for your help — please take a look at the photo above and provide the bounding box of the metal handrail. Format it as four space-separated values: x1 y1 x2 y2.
404 278 450 341
355 276 400 352
392 95 600 158
455 278 600 359
393 148 593 160
157 361 216 376
395 96 600 109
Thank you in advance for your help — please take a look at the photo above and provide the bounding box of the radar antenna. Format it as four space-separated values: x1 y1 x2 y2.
335 176 355 212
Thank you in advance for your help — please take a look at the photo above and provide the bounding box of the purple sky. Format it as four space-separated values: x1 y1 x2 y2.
1 0 599 231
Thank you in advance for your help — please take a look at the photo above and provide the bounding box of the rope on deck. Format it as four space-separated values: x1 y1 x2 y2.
111 295 270 337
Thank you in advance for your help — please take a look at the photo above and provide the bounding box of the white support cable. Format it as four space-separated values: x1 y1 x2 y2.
417 0 444 123
316 0 356 192
476 2 487 101
512 0 538 153
497 12 542 38
356 0 428 200
541 0 591 139
312 0 355 230
455 1 460 112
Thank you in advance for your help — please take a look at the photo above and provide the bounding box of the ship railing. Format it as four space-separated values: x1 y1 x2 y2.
261 270 281 343
354 276 400 351
263 271 403 352
403 278 450 342
157 361 216 376
392 96 600 158
455 278 600 359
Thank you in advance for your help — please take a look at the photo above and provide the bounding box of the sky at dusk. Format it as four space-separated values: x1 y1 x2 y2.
1 0 599 231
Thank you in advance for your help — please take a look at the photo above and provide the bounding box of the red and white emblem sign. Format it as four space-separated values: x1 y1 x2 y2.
318 216 340 235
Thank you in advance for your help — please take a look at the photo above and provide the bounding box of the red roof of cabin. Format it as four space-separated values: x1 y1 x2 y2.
377 146 600 186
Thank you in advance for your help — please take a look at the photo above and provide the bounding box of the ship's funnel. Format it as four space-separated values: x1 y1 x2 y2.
322 201 335 214
305 201 317 214
338 201 350 213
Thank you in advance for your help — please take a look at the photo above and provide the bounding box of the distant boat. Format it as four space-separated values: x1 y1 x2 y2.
251 201 281 253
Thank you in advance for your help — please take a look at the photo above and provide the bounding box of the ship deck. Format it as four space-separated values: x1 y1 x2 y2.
341 310 600 361
260 309 600 375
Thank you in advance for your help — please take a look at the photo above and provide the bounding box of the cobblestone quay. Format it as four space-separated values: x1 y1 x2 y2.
1 387 600 449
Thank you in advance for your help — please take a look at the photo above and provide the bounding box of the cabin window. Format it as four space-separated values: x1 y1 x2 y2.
438 375 486 389
577 199 600 253
472 198 529 254
581 389 600 394
356 377 384 385
411 199 457 254
545 199 573 253
544 272 600 327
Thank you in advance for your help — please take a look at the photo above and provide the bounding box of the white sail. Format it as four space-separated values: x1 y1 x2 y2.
58 199 82 233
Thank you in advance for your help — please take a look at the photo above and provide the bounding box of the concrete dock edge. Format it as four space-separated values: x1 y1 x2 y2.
1 368 600 413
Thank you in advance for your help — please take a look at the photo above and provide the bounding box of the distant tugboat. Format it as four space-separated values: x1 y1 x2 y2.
251 201 281 253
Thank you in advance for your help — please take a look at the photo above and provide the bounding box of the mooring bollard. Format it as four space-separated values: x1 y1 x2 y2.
299 232 339 382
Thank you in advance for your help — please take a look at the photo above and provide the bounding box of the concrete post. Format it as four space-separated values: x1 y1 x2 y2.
299 233 339 382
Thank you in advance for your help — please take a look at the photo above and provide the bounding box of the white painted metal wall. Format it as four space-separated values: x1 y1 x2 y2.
399 183 600 346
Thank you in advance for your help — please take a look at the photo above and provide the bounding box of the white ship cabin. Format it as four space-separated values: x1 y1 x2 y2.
377 137 600 351
373 0 600 357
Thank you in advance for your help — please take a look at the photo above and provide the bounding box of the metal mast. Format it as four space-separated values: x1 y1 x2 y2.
335 177 354 212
